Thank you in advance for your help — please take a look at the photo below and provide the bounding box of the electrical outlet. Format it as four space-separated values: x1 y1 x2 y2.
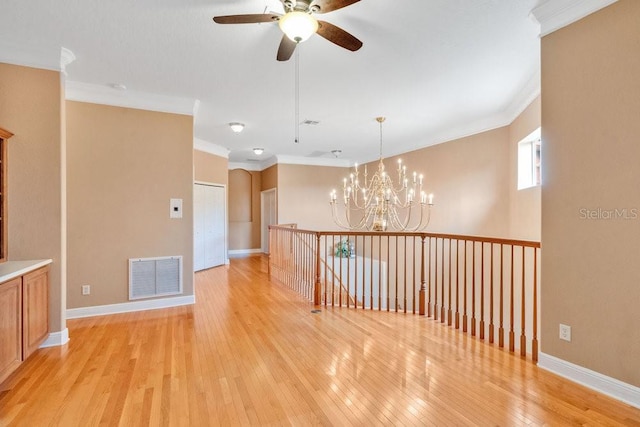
559 324 571 342
82 285 91 295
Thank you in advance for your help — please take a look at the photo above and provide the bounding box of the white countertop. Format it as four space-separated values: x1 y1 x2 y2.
0 259 53 283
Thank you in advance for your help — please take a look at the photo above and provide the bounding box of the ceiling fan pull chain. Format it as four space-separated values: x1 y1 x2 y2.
295 49 300 144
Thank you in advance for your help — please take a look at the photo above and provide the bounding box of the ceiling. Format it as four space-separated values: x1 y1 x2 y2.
0 0 541 167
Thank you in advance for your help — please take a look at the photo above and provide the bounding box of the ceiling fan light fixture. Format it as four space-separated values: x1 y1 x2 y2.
278 11 318 43
229 122 245 133
253 148 264 156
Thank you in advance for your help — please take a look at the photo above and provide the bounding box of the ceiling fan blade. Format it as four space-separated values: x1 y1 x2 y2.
311 0 360 14
213 14 279 24
277 35 297 61
316 21 362 51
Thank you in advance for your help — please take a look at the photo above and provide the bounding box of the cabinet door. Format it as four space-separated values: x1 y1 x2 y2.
0 277 22 384
22 267 49 359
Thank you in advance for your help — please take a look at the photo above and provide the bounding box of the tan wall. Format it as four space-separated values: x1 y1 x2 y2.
194 149 228 185
509 96 541 240
261 164 277 191
0 63 65 333
541 0 640 386
369 127 512 237
66 101 194 309
277 164 350 230
228 169 261 250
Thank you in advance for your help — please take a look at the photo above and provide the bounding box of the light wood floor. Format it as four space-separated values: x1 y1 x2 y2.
1 256 639 426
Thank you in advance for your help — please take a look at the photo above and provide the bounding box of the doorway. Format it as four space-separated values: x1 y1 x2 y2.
194 183 226 271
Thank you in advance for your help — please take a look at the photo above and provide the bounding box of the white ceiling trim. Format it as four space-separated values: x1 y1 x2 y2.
502 68 541 125
356 71 542 165
531 0 618 37
228 161 265 172
228 155 350 172
65 81 199 116
0 41 63 71
275 155 351 168
194 138 229 158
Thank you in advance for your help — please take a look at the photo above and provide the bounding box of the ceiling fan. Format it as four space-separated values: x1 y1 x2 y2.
213 0 363 61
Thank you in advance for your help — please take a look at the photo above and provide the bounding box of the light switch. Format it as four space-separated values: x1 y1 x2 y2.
170 198 183 218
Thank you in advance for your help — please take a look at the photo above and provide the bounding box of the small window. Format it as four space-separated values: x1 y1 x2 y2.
517 127 541 190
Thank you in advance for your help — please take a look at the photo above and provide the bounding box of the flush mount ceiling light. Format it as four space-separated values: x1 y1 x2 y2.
229 122 245 133
253 148 264 155
278 11 318 43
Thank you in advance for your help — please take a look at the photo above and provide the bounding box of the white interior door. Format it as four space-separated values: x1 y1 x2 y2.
261 189 277 253
194 183 226 271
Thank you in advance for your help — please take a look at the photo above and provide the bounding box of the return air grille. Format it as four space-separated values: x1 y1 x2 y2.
129 256 182 300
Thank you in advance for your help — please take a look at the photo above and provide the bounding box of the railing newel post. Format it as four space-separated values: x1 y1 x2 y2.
419 235 426 315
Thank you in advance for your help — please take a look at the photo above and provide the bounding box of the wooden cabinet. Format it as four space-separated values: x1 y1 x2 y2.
22 267 49 359
0 265 49 384
0 278 22 384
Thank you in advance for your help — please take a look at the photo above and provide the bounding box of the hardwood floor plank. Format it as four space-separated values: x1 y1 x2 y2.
1 255 639 426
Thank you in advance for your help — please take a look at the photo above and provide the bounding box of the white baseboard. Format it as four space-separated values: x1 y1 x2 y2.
66 294 196 319
538 352 640 409
40 328 70 348
228 249 263 256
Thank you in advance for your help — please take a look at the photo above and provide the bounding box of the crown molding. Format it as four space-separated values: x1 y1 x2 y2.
194 138 229 158
275 155 352 168
531 0 618 37
229 155 350 172
228 161 264 171
502 68 541 125
65 81 199 116
0 42 75 72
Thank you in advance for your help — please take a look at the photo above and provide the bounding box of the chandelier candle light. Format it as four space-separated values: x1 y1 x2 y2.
330 117 434 231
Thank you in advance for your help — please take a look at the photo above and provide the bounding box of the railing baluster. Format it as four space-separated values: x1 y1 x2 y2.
404 236 408 314
395 235 399 312
480 242 485 340
448 238 452 326
532 248 538 362
455 239 460 329
356 235 360 309
489 243 495 344
433 237 438 320
370 235 374 310
471 241 476 336
441 238 445 323
412 236 416 314
510 245 515 353
463 240 468 333
315 233 321 305
378 235 380 311
520 246 526 357
386 235 390 312
499 244 505 348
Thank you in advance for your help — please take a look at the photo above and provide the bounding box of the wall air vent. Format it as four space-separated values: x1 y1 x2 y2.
129 256 182 300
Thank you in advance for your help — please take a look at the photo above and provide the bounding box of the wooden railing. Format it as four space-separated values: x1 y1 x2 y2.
268 225 541 362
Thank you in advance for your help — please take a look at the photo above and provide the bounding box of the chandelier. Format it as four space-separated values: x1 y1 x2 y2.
330 117 434 231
